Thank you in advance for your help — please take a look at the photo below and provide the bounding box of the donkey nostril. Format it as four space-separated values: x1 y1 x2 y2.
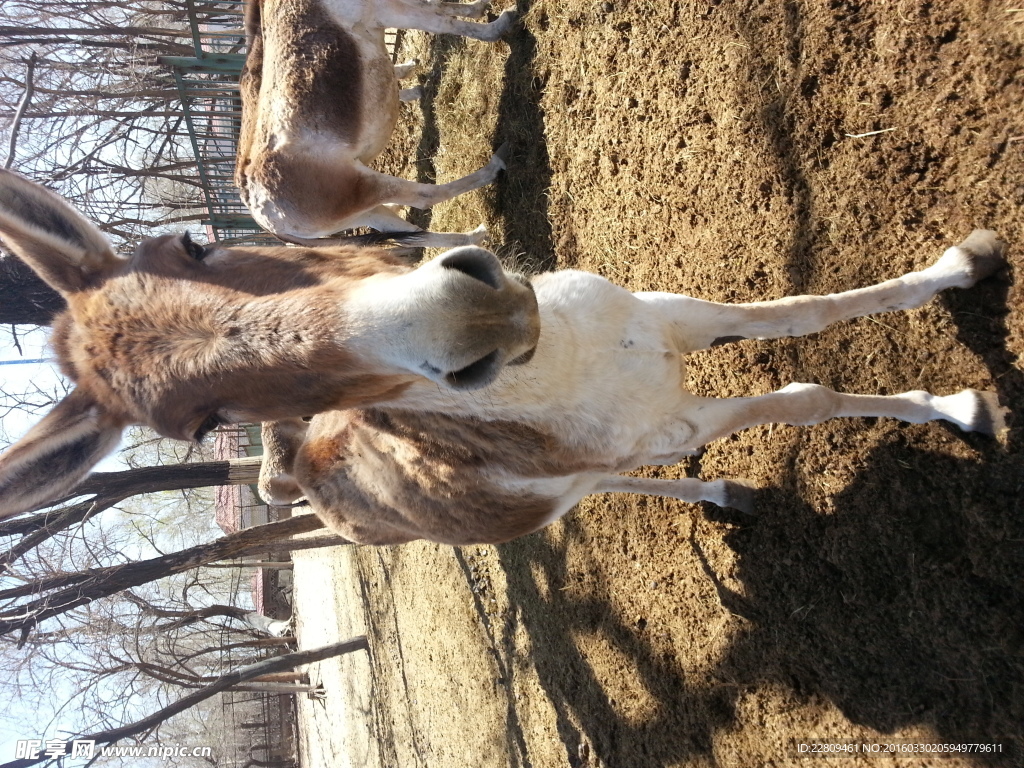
508 345 536 365
438 246 504 289
445 349 501 389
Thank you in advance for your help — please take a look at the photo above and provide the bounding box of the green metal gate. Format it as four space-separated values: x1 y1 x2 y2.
158 0 275 246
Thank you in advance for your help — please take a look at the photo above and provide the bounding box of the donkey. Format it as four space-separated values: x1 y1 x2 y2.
235 0 514 249
0 169 1009 543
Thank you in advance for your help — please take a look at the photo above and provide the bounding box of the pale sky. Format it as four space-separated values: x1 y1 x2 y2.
0 325 61 444
1 325 126 467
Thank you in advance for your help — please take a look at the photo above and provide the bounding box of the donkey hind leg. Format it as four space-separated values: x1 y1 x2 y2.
639 230 1006 351
434 0 492 18
378 0 516 40
355 144 507 210
357 205 489 249
595 475 757 514
681 384 1008 447
394 60 419 79
400 86 423 102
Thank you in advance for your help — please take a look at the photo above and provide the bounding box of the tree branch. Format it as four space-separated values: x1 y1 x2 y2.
4 53 37 170
0 639 369 768
0 514 331 641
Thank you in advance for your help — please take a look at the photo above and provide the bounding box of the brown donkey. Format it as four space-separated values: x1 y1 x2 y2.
0 169 1009 544
235 0 513 249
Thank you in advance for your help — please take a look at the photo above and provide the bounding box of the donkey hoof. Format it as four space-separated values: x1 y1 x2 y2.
956 229 1008 282
466 224 490 246
720 479 757 514
491 141 511 170
936 389 1009 436
465 0 491 18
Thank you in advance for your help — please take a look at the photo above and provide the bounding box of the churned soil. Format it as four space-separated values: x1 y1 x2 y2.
294 1 1023 766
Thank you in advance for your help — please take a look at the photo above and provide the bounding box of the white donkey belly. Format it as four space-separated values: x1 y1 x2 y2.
320 0 380 30
532 274 701 464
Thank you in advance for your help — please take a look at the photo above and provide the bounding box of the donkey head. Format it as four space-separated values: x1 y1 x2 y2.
0 169 540 519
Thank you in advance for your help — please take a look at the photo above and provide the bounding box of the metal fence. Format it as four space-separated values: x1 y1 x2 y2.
157 0 274 246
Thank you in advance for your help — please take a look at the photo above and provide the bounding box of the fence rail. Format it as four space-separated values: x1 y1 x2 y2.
156 0 266 245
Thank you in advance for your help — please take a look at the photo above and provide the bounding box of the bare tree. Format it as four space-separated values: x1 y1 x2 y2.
0 455 264 569
0 638 369 768
0 502 342 760
0 514 341 643
0 0 245 247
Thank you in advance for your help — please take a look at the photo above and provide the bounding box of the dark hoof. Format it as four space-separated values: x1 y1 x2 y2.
723 479 757 514
958 229 1008 282
967 390 1009 437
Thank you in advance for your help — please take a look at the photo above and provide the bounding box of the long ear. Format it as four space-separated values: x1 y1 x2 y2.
0 389 124 519
0 168 122 295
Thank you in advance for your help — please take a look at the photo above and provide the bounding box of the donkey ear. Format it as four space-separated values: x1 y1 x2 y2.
0 168 122 295
0 389 124 519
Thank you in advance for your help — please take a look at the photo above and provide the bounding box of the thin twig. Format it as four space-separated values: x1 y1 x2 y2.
9 326 22 356
844 127 896 139
4 53 38 170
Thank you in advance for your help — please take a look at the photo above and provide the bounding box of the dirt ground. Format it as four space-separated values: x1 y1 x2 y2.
294 1 1023 766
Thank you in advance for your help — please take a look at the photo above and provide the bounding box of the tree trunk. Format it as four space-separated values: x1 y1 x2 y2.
0 456 264 571
0 514 334 642
0 254 65 326
230 682 320 693
203 561 294 568
2 456 262 533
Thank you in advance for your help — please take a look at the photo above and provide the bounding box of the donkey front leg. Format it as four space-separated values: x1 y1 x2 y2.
394 59 419 79
595 475 757 513
641 230 1006 351
680 384 1008 447
395 60 423 101
399 86 423 102
259 419 308 507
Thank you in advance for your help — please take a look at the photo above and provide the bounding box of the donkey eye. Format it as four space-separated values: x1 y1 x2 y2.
181 232 207 261
193 413 222 442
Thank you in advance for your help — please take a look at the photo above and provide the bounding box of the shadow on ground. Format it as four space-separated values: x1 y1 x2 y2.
491 431 1022 766
487 278 1022 767
490 0 556 273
